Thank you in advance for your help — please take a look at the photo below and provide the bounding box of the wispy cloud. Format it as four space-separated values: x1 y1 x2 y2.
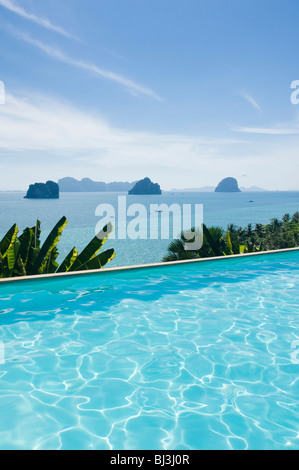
237 91 261 111
14 31 162 100
231 125 299 135
0 92 245 152
0 0 77 39
0 92 251 189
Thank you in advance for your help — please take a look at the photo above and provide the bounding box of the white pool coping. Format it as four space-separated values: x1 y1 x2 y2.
0 246 298 285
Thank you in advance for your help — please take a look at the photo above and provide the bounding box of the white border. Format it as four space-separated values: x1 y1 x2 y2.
0 247 298 285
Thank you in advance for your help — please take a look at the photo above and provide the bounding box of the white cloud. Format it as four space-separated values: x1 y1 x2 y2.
231 125 299 135
0 92 253 190
237 91 261 111
0 0 77 39
14 31 161 100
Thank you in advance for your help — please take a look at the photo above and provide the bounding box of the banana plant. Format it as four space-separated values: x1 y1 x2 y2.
0 217 115 279
224 230 234 255
224 230 259 255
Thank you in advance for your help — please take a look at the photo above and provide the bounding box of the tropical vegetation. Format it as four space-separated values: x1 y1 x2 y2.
0 217 115 279
162 212 299 262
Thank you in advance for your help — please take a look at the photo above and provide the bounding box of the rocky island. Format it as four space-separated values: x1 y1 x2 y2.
58 177 136 192
128 177 162 195
24 181 59 199
215 177 241 193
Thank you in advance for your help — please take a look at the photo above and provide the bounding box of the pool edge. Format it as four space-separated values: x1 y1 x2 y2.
0 246 298 285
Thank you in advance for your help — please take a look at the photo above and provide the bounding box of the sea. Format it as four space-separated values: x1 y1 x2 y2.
0 191 298 267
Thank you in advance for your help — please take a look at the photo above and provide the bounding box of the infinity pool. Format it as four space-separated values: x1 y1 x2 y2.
0 250 298 450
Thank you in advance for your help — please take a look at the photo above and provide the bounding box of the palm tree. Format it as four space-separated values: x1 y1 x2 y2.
291 212 299 224
163 225 225 262
162 237 197 262
254 223 264 237
227 223 238 234
247 223 253 236
162 212 299 262
270 218 283 232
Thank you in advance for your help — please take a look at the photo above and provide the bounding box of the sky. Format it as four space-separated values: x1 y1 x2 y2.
0 0 298 191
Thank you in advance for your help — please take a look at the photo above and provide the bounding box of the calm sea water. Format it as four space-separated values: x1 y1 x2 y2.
0 191 298 267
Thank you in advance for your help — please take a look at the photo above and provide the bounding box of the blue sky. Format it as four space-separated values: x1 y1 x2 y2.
0 0 298 190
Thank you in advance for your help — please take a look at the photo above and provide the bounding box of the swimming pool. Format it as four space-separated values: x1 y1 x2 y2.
0 250 298 450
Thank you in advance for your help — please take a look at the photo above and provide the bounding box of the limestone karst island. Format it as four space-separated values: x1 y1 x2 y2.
24 181 59 199
128 177 162 195
214 177 241 193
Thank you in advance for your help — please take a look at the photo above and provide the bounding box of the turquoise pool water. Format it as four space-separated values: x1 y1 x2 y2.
0 250 298 450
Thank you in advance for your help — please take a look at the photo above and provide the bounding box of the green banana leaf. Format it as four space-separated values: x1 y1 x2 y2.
16 256 26 277
0 224 18 257
225 230 234 255
33 220 41 249
57 247 78 273
25 221 42 275
7 237 20 271
70 223 113 272
18 227 34 267
33 216 68 274
46 246 60 274
77 248 115 271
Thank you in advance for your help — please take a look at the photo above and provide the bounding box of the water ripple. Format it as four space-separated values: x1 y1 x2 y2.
0 251 298 449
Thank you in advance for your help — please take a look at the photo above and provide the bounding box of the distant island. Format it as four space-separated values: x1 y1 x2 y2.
22 177 270 196
24 181 59 199
129 177 162 195
58 177 136 192
171 186 215 192
240 186 268 192
171 185 267 192
215 177 241 193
